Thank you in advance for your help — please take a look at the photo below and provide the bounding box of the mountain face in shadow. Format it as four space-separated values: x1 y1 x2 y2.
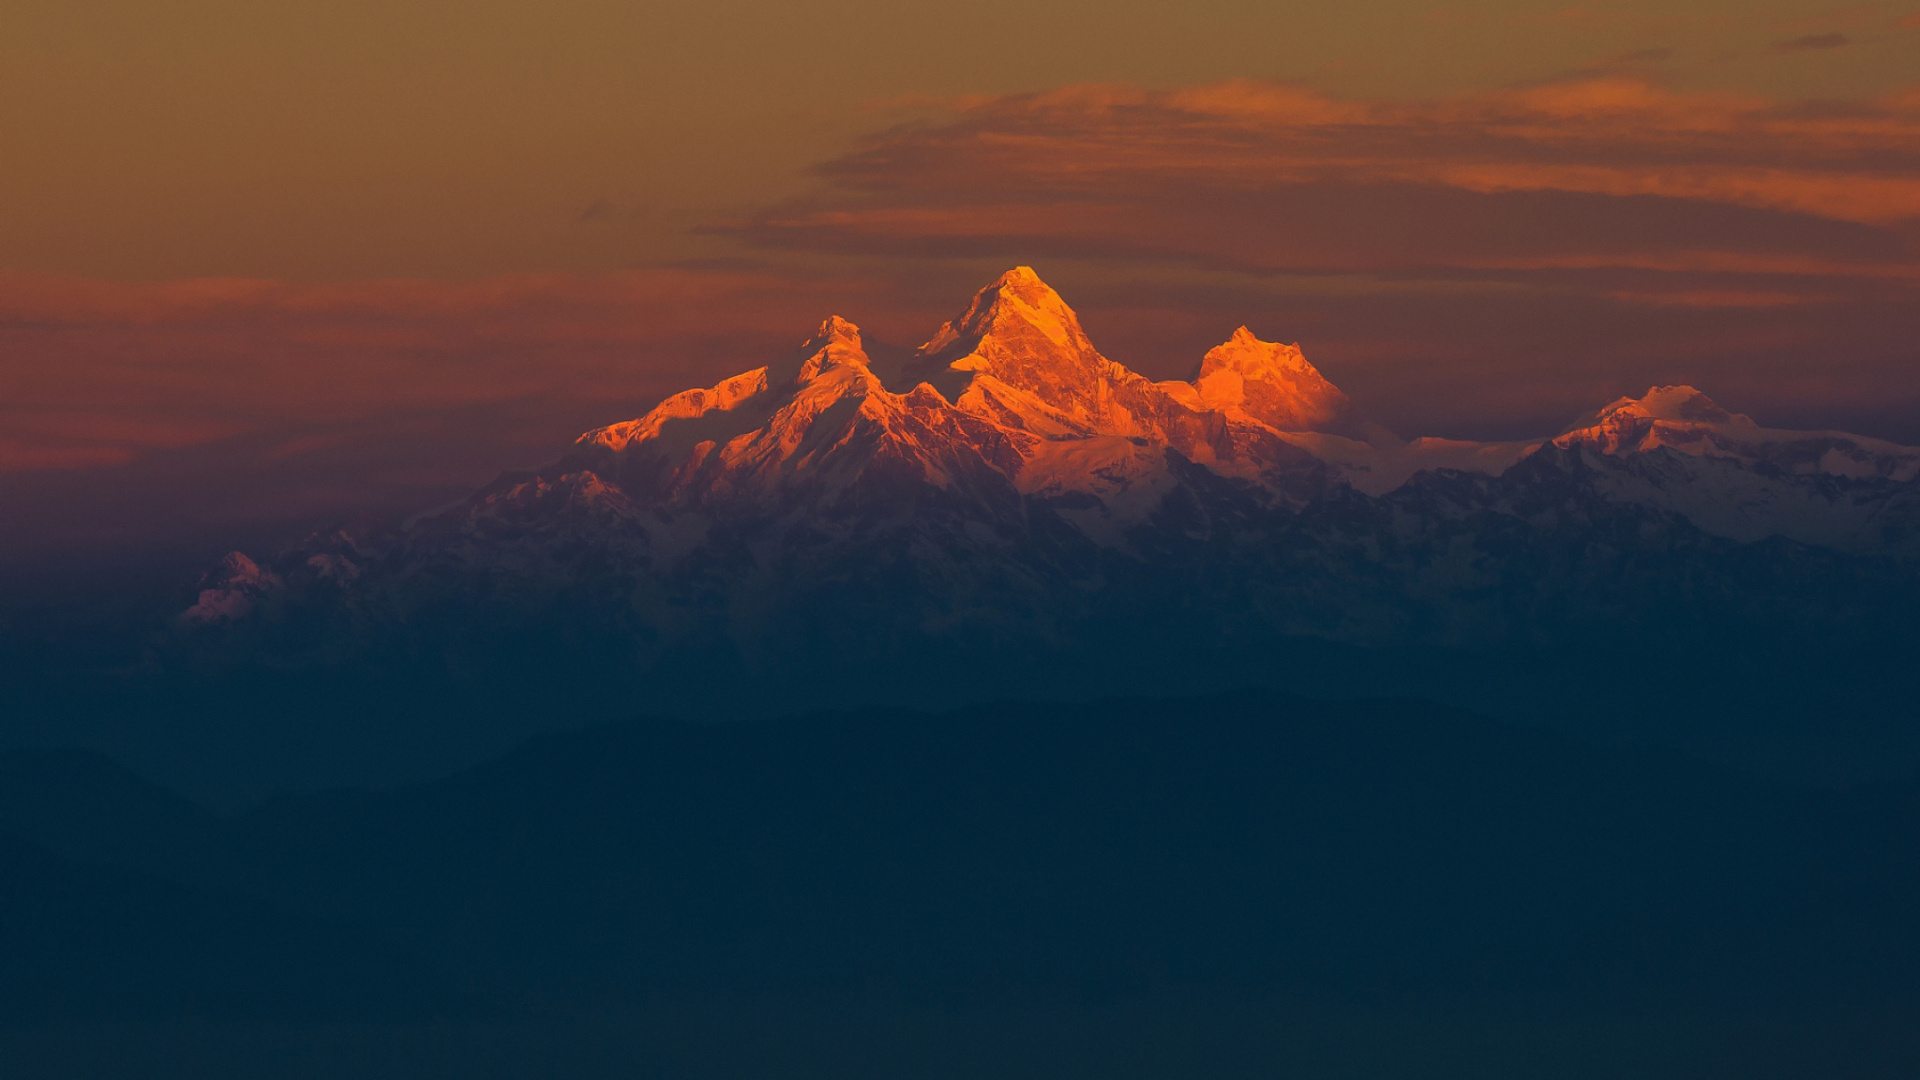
3 693 1918 1076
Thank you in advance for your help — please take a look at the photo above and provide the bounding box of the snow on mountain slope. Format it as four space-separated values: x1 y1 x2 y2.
1504 385 1920 550
178 269 1920 636
574 314 1027 508
1553 445 1918 550
572 267 1340 523
1284 385 1920 502
1269 432 1538 497
1556 386 1920 482
1176 326 1349 432
338 273 1920 557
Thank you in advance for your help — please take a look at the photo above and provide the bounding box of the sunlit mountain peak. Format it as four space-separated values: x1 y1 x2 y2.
922 266 1079 352
1556 384 1920 482
1585 386 1747 429
895 266 1115 414
811 314 863 347
1190 326 1349 433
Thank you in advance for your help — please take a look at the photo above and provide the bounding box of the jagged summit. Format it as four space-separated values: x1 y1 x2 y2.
576 314 878 459
1574 386 1746 432
1556 385 1920 481
546 272 1920 519
557 269 1920 525
812 314 863 348
794 315 870 384
1187 326 1349 432
922 268 1073 345
894 266 1122 424
917 266 1081 362
554 269 1361 521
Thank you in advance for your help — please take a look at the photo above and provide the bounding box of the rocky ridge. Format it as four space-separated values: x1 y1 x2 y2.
178 269 1920 687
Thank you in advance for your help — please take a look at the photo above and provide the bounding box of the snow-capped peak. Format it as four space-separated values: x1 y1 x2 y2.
577 316 877 456
545 267 1358 528
918 266 1083 357
1581 386 1749 430
554 268 1920 536
808 314 863 352
1556 385 1920 481
794 316 870 385
1191 327 1349 432
896 267 1121 423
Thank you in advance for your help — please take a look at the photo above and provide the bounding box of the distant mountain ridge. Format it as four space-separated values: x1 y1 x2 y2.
1557 385 1920 482
171 269 1920 754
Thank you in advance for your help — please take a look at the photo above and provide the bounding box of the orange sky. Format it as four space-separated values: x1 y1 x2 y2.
3 0 1919 563
8 0 1920 278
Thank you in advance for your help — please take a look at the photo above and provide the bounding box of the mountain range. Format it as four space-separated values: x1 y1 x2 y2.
7 270 1920 1075
148 267 1920 787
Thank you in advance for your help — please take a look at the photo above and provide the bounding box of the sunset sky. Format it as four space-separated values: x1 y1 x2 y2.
5 0 1920 565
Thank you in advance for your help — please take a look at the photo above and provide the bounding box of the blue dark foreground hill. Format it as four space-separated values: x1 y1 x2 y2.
3 692 1919 1078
